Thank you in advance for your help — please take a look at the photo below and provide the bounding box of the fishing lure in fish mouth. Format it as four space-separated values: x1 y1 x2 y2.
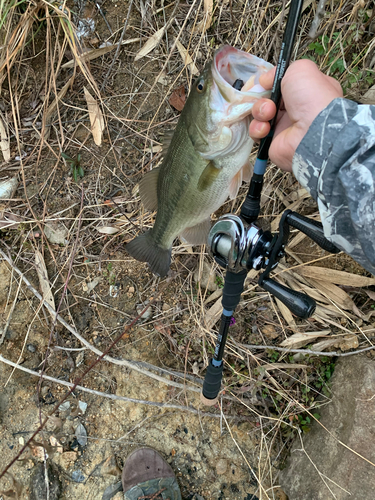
126 46 273 277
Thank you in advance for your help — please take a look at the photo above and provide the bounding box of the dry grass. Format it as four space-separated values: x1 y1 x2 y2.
0 0 375 498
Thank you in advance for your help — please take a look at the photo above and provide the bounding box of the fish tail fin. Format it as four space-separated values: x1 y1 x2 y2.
126 230 171 277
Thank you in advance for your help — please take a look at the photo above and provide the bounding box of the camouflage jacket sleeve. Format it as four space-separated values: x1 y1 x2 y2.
292 97 375 275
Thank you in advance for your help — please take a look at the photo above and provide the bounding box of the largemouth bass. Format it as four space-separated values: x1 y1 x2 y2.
126 45 273 277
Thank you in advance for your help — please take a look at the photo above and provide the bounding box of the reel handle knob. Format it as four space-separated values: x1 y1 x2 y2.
261 277 316 319
285 211 340 254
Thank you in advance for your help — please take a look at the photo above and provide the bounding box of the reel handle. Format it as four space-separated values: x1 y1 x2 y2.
285 211 340 254
261 277 316 319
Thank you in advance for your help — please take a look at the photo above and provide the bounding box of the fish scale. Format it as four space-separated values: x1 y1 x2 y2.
126 46 273 277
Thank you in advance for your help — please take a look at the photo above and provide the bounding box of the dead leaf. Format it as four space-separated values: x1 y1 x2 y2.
275 296 296 326
263 362 309 371
310 337 338 351
0 177 18 200
83 86 105 146
62 38 140 69
97 226 119 235
134 26 166 61
261 325 279 340
0 211 22 229
360 83 375 104
295 266 375 287
169 85 186 111
194 0 214 33
365 290 375 301
333 334 359 351
280 330 331 349
307 278 355 310
175 39 199 75
44 223 68 245
0 112 10 161
44 75 74 141
35 250 56 320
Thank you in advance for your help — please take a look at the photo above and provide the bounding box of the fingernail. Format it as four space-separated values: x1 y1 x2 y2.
259 102 267 116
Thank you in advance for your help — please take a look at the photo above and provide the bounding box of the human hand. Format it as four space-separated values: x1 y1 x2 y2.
249 59 343 171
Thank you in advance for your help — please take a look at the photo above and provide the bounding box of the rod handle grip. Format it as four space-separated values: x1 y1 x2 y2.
261 277 316 319
201 361 223 405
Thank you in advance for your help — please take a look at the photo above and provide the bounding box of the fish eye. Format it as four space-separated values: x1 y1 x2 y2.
196 78 206 93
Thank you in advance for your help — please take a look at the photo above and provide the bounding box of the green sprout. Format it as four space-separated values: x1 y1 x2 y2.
61 152 84 182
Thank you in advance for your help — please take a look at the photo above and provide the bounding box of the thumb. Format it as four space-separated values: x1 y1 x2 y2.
259 67 276 90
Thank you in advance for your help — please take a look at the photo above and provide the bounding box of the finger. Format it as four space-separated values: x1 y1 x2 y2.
259 67 276 90
252 99 277 122
249 119 270 140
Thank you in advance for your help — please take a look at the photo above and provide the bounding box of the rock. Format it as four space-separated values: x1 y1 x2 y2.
27 343 36 352
216 458 228 475
59 451 77 469
30 461 62 500
280 355 375 499
193 261 218 292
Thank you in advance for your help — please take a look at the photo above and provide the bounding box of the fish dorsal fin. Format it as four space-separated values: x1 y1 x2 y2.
197 160 221 192
162 129 175 156
180 218 211 245
139 167 159 211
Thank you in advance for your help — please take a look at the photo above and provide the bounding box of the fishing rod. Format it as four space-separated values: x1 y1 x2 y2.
201 0 340 406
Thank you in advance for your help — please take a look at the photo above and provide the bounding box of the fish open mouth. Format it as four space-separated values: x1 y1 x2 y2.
213 45 273 99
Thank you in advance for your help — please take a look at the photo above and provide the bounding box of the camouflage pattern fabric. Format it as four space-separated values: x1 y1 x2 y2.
292 97 375 275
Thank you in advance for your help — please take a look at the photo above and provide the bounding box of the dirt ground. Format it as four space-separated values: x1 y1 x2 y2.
1 0 375 499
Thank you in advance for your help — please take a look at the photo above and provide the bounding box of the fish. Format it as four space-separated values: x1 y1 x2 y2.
126 45 273 277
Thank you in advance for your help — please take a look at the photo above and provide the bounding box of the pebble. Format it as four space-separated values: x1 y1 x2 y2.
58 401 70 412
216 458 228 475
60 451 78 469
78 401 88 414
71 469 85 483
128 286 135 294
27 343 36 352
75 423 88 446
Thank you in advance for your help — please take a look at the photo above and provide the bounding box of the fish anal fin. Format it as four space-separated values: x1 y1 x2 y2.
197 161 221 192
180 218 211 245
139 167 159 211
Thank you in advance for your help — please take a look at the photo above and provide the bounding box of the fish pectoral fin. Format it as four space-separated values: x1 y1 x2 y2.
228 168 243 200
242 160 253 183
180 218 211 245
139 167 159 211
197 161 221 192
162 129 174 156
